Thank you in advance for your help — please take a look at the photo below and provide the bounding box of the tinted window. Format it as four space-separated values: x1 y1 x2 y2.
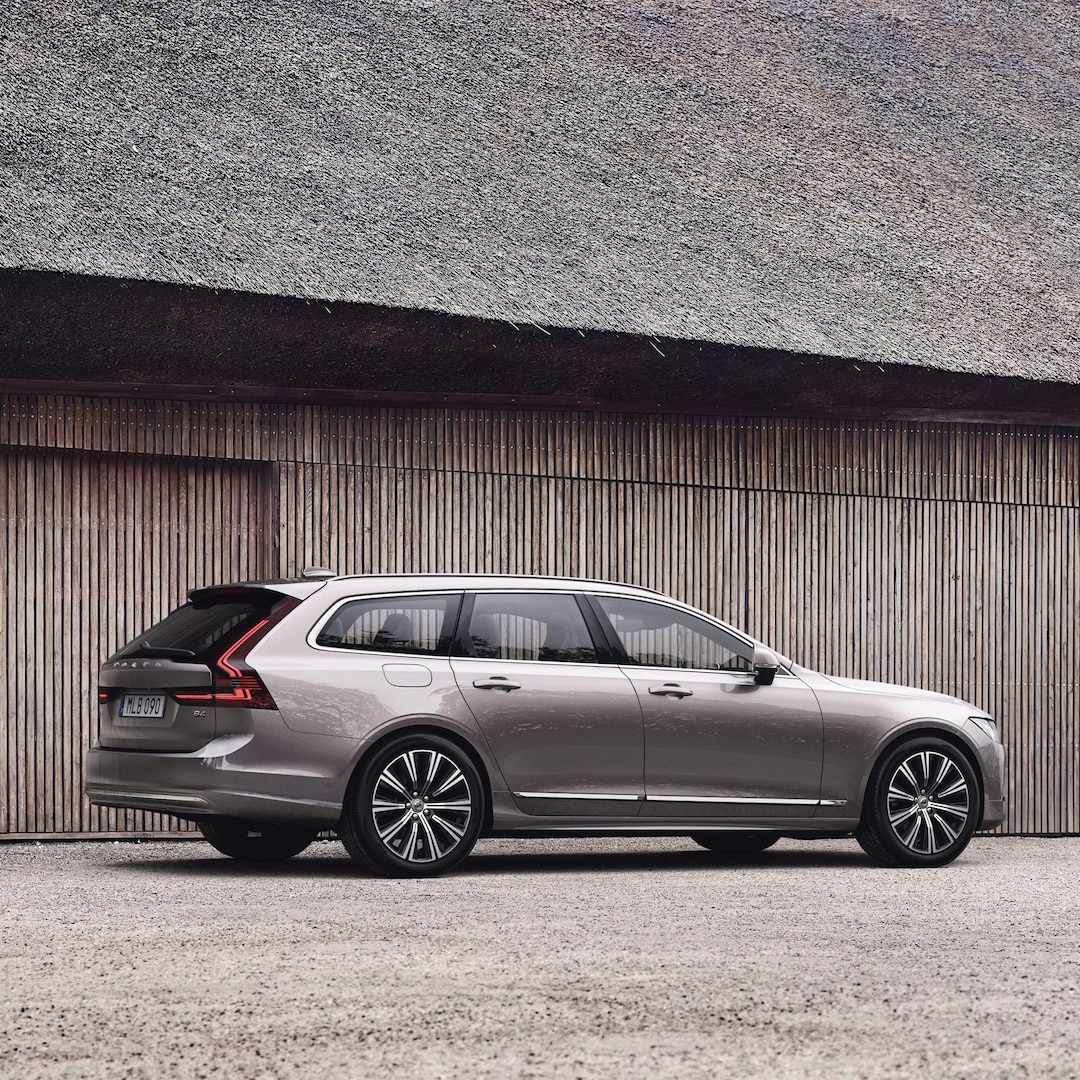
459 593 598 663
315 594 460 656
112 597 277 662
593 596 752 672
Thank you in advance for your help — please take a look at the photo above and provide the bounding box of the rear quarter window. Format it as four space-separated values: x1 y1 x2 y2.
314 594 461 656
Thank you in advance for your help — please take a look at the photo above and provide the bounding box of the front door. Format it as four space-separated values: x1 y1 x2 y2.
589 595 824 817
450 591 644 815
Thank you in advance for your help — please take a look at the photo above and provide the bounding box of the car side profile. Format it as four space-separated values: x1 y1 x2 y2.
86 572 1005 876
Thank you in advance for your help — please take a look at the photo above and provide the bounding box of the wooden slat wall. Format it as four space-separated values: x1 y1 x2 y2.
1 393 1077 835
0 447 274 835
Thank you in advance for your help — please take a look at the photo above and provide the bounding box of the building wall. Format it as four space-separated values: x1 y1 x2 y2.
2 392 1077 836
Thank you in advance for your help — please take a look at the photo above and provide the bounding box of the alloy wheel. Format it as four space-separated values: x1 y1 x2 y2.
886 749 970 855
370 748 474 864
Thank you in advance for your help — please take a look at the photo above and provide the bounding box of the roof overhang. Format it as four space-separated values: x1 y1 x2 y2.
4 268 1080 426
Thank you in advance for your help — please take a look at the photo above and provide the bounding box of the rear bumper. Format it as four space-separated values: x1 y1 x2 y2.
85 734 349 828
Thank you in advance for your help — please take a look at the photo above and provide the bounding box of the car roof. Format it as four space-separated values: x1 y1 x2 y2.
309 572 668 597
192 572 670 599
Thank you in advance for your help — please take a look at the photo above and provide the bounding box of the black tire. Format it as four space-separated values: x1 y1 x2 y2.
198 817 318 862
339 733 485 878
856 736 981 868
690 831 780 855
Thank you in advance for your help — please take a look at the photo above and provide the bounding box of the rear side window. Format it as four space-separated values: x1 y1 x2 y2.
315 594 461 656
457 593 598 663
112 593 283 663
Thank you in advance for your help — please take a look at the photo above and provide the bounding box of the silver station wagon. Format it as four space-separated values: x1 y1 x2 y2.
86 573 1005 876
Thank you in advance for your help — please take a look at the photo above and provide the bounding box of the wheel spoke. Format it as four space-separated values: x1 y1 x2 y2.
418 814 445 860
430 812 466 842
372 797 408 811
929 800 968 820
401 819 421 860
377 808 413 843
404 751 419 790
377 770 411 800
923 810 940 853
919 751 932 789
931 810 961 844
936 778 968 800
889 803 920 826
928 755 954 796
431 766 465 799
424 798 472 812
898 813 922 849
896 761 920 794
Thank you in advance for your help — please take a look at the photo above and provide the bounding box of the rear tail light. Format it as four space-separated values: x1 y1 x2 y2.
98 687 114 705
170 611 289 711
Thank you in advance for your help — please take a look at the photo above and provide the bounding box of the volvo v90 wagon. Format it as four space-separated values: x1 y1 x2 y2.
86 572 1005 876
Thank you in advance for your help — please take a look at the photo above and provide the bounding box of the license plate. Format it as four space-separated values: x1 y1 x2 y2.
118 693 167 720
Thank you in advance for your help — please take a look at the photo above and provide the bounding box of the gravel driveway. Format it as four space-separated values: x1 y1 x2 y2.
0 836 1076 1079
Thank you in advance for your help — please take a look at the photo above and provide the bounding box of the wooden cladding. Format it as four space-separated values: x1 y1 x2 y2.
0 447 273 835
4 396 1079 507
1 392 1078 835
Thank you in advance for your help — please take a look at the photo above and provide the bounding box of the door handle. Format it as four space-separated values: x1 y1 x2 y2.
649 683 693 699
472 677 522 692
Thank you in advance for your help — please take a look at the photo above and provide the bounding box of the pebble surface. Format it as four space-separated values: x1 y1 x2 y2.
0 836 1076 1078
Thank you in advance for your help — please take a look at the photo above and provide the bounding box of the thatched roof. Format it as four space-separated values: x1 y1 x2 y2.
2 1 1077 381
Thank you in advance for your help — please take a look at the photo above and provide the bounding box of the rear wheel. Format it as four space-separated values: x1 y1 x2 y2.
198 818 318 862
339 734 485 878
691 832 779 855
856 736 980 867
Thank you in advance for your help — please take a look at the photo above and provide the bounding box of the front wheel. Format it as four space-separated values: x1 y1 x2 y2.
198 818 318 862
339 734 485 878
691 832 779 855
856 737 980 868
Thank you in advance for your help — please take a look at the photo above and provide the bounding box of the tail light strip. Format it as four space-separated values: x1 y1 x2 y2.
171 616 280 710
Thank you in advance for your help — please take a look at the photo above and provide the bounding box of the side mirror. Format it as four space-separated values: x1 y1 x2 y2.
753 645 780 686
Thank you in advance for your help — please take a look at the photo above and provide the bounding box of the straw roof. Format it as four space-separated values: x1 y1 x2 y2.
2 1 1077 380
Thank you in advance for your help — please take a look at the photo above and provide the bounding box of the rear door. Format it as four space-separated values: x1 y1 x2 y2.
449 591 644 815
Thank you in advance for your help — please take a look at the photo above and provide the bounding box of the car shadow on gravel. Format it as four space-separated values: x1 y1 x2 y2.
459 846 870 876
105 842 870 878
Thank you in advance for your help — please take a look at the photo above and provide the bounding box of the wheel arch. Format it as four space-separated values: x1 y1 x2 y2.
343 722 495 837
859 723 985 821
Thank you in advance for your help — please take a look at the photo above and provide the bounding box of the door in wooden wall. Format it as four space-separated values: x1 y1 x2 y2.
0 449 276 836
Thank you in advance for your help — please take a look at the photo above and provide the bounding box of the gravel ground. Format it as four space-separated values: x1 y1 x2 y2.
0 835 1076 1079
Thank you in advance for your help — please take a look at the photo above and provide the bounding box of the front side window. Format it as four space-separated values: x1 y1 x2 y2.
315 593 461 656
458 593 598 663
593 595 752 672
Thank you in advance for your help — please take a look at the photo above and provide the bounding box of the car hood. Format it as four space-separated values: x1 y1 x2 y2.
817 673 971 710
